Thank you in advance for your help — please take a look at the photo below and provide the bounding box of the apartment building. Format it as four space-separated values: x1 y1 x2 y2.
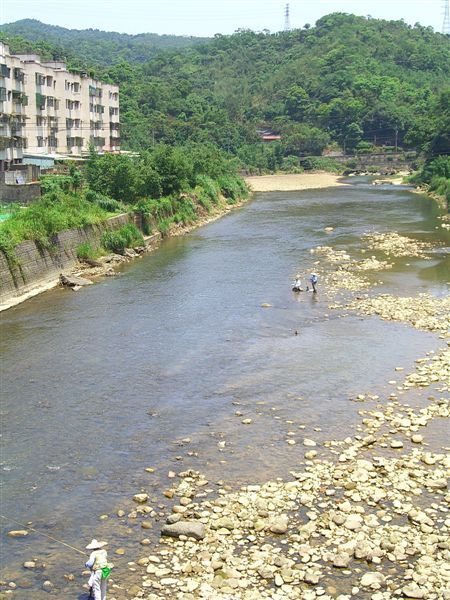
0 42 120 171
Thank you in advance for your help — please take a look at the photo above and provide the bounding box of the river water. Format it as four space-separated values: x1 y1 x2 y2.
0 181 448 597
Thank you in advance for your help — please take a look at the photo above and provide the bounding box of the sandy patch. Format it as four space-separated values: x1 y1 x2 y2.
244 172 347 192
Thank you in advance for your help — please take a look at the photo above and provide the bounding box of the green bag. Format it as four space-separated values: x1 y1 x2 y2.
101 566 112 579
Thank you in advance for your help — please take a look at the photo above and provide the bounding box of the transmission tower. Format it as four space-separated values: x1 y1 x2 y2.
443 0 450 35
284 3 291 31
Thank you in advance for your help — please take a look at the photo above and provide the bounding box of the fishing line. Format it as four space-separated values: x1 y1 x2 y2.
0 514 87 555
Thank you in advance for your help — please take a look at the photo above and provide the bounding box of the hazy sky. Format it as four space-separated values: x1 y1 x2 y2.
0 0 445 36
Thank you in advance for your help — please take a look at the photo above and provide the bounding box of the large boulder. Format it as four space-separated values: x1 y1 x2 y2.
60 274 93 288
161 521 205 540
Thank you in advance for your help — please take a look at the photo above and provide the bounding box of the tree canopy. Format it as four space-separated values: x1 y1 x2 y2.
1 14 449 171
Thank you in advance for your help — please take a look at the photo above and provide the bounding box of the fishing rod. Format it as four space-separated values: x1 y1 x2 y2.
1 514 87 556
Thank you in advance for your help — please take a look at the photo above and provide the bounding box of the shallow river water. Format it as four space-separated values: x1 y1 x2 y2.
0 181 449 597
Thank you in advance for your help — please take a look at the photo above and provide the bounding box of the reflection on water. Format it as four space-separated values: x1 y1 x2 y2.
1 183 448 596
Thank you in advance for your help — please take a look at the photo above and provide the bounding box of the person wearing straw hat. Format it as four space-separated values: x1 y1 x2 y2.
85 539 110 600
307 272 318 293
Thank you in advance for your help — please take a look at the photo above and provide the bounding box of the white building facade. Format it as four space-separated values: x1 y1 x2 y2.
0 42 120 170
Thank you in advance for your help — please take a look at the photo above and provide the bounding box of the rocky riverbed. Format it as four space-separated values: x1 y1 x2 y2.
99 230 448 600
2 223 448 599
102 343 449 599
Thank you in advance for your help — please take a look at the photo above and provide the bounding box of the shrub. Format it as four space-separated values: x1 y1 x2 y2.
101 223 144 254
172 197 197 225
85 189 125 212
157 218 172 237
356 141 375 154
217 175 249 203
301 157 343 173
76 242 97 260
197 191 212 212
281 156 303 172
196 175 220 203
40 175 74 194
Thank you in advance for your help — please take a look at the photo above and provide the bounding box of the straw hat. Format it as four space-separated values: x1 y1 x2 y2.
86 539 108 550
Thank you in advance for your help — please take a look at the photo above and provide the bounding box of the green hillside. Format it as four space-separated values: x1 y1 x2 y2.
97 14 449 164
0 18 208 66
1 14 449 176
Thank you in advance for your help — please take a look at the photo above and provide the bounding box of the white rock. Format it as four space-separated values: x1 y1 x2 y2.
402 584 425 598
133 493 149 503
360 572 386 589
303 439 317 447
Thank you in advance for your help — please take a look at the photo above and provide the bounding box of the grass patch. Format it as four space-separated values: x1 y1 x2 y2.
300 156 344 173
101 223 144 254
217 174 249 204
76 242 100 261
0 191 109 266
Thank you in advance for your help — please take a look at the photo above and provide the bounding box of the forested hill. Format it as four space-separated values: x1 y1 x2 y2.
100 13 449 160
0 19 208 65
1 14 448 171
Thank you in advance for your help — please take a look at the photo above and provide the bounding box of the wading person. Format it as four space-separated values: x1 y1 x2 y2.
307 272 318 293
85 539 111 600
292 274 304 292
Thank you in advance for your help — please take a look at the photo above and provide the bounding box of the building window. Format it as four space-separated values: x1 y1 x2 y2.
36 93 46 109
37 136 45 147
109 107 119 116
0 64 11 78
12 91 28 106
89 85 102 98
37 116 46 126
35 73 46 86
13 68 25 82
0 87 7 101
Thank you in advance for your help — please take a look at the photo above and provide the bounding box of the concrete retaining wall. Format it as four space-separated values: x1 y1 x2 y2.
0 213 131 308
0 181 41 203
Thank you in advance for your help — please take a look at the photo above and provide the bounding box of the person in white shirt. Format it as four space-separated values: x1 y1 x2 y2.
292 274 304 292
85 539 109 600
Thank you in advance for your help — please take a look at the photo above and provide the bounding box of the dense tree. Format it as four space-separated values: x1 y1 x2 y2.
1 14 449 171
0 19 207 67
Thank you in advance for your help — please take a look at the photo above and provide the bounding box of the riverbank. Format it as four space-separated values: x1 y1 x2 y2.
0 195 248 312
245 172 347 192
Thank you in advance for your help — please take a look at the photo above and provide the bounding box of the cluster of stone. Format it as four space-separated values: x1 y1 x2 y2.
362 233 434 258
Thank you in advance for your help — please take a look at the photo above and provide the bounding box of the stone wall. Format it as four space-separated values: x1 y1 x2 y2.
0 181 41 203
0 213 131 308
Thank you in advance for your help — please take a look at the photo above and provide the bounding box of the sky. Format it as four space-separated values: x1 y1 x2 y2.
0 0 446 37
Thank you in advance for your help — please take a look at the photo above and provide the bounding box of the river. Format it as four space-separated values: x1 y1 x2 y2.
0 180 448 597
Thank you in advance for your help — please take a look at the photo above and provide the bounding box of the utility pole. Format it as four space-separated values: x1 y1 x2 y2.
284 3 291 31
443 0 450 35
